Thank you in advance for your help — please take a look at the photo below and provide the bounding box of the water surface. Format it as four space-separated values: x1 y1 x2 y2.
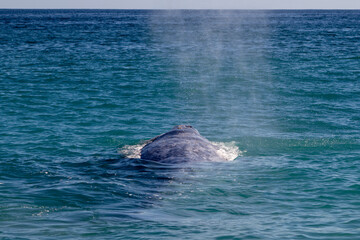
0 10 359 239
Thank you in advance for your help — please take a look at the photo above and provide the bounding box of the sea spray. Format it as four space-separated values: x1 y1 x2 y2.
148 10 276 136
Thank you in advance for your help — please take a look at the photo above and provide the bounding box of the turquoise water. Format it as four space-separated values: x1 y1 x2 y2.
1 10 360 239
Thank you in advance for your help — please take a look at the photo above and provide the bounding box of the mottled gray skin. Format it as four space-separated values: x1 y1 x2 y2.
140 125 224 163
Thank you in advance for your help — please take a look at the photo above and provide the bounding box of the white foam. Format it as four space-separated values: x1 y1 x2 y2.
212 141 243 161
118 141 243 161
118 142 146 159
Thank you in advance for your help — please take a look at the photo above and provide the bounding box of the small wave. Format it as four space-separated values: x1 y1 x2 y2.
118 141 242 161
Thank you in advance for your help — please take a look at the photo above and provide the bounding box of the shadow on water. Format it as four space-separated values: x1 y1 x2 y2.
1 153 214 240
39 156 200 222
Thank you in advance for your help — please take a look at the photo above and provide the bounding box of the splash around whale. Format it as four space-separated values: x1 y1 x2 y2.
140 125 231 163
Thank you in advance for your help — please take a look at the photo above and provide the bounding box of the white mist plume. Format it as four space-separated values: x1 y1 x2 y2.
148 11 275 136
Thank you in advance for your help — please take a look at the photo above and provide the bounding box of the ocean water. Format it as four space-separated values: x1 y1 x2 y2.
0 9 359 239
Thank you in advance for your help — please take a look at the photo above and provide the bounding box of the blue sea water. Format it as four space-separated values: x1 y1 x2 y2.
0 9 360 239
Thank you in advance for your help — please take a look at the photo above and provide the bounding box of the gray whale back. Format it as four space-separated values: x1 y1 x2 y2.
140 125 224 163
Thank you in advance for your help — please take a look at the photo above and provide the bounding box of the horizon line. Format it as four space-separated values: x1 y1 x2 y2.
1 8 360 10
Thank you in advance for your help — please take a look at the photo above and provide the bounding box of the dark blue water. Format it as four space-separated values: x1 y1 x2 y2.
0 10 359 239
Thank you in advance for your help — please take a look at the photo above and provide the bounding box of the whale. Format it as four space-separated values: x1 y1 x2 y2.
140 125 225 163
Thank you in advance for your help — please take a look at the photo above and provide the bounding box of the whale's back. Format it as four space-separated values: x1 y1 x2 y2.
140 127 224 163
